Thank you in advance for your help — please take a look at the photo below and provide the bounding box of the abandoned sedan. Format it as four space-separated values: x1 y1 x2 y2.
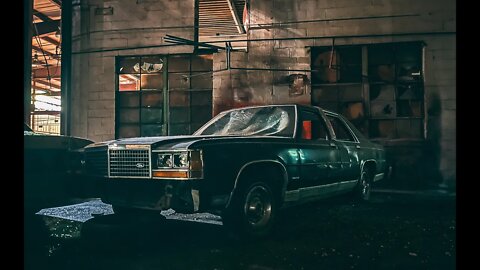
82 104 386 237
24 123 94 213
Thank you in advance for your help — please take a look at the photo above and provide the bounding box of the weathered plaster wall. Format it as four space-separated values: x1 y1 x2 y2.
70 0 456 187
212 0 456 187
71 0 195 142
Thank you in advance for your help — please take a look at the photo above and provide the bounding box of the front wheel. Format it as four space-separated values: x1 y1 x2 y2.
222 181 277 239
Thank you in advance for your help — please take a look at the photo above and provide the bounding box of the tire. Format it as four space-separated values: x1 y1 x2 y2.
354 168 373 202
222 181 278 239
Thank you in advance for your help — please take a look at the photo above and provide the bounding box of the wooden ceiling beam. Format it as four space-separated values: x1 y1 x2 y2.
32 45 57 58
34 79 61 89
33 9 53 22
41 36 60 46
32 20 60 36
32 84 52 92
32 84 61 96
49 0 62 7
34 88 61 95
31 110 61 115
32 66 61 79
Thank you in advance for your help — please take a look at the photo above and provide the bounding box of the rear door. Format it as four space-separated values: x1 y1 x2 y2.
325 113 361 191
294 108 341 191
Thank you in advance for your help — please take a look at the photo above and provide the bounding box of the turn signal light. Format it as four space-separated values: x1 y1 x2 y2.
153 171 189 178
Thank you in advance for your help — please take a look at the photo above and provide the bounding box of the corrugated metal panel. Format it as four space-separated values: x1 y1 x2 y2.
199 0 246 37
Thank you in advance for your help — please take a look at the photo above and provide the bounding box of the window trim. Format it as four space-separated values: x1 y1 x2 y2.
297 108 332 142
324 112 360 143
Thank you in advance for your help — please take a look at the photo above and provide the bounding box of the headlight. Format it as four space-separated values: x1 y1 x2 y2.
157 153 173 168
152 150 203 179
173 152 189 168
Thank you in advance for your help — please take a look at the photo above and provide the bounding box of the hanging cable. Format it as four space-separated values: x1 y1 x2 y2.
329 38 336 70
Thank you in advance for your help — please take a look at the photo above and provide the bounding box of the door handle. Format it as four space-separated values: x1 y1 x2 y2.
329 143 338 148
355 145 361 149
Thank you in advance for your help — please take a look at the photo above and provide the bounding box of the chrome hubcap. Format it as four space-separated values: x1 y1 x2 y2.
244 186 272 228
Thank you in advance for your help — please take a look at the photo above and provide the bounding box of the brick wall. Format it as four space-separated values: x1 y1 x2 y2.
212 0 456 188
71 0 195 141
70 0 456 188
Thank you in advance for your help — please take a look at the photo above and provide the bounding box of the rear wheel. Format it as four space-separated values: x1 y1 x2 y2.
222 181 277 239
354 168 372 201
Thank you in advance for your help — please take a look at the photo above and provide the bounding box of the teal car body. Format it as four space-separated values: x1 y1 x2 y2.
82 104 386 235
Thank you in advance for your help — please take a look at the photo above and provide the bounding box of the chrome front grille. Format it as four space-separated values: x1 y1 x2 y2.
85 147 108 176
109 148 151 178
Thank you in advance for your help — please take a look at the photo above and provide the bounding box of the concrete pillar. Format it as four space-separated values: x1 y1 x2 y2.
61 0 72 135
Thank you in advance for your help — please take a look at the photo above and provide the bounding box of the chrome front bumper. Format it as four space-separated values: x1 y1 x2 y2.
100 179 200 214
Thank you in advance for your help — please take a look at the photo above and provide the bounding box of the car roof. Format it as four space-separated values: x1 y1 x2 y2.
218 104 340 116
287 104 341 117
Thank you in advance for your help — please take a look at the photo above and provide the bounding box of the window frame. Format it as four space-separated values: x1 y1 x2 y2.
325 113 359 143
297 108 332 142
115 54 214 139
115 55 167 139
311 41 426 140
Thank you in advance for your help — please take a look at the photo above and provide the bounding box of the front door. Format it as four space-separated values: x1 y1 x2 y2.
292 109 341 199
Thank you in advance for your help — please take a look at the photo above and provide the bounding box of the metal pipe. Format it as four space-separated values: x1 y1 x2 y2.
72 31 456 55
162 57 169 135
164 34 226 50
229 67 312 72
198 31 457 45
248 14 420 30
73 43 180 55
329 38 335 69
69 13 420 37
193 0 199 53
226 43 231 69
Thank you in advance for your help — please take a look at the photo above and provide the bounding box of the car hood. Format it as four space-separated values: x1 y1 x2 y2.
85 135 294 150
24 133 93 150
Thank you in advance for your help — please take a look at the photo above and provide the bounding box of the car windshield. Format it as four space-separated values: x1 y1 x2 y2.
194 106 296 137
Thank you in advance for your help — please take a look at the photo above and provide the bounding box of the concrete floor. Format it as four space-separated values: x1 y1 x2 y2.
25 190 456 270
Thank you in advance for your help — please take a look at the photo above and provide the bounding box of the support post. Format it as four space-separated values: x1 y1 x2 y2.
60 0 72 135
162 57 169 135
24 0 33 125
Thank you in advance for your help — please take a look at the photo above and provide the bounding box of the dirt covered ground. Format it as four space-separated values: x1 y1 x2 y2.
24 191 456 270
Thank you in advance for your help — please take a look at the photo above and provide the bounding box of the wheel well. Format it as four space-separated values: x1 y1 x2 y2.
362 161 377 180
233 162 287 205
